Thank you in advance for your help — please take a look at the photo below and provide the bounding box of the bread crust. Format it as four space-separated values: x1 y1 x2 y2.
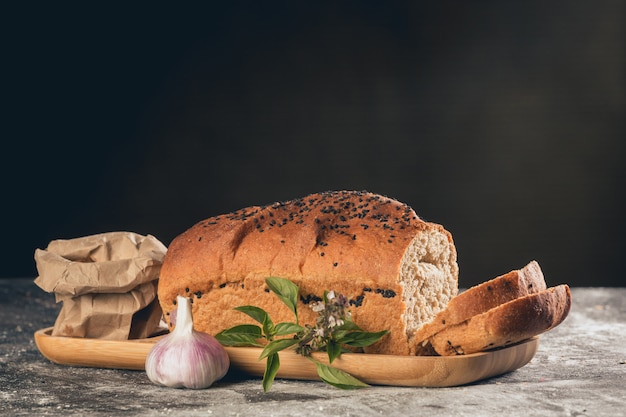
426 284 572 355
413 260 547 353
158 190 458 355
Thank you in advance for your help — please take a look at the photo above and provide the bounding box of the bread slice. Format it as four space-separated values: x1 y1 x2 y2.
413 261 547 354
158 191 459 355
425 284 571 355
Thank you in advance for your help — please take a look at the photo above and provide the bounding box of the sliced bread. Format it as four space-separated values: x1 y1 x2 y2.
413 261 547 353
425 284 571 355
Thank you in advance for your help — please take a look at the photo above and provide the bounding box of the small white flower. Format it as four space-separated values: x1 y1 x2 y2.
327 291 335 301
311 302 324 312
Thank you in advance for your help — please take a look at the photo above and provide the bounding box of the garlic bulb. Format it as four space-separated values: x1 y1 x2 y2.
146 296 230 389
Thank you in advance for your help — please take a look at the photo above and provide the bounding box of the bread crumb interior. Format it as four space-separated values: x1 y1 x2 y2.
399 229 458 338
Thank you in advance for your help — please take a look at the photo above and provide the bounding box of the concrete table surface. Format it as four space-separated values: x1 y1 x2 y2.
1 279 624 417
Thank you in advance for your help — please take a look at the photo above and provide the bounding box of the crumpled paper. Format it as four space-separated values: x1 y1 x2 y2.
34 232 167 340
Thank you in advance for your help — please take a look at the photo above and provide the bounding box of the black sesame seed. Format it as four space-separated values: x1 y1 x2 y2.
195 291 203 298
300 294 323 304
349 295 365 307
382 289 396 298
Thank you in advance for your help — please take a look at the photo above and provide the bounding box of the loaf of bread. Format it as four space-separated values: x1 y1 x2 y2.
158 190 459 355
413 260 547 354
424 284 571 355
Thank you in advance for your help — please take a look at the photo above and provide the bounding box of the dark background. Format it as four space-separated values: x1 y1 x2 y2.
4 2 624 288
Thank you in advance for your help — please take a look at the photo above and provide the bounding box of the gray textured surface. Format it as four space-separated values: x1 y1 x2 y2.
1 280 625 416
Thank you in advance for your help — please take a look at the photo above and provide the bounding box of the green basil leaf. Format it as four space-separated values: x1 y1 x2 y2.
327 339 342 363
262 319 275 339
334 320 361 331
234 305 275 337
234 306 269 325
215 324 263 346
314 362 369 389
332 330 348 341
336 330 389 348
259 338 300 360
262 353 280 392
215 333 262 347
274 322 304 336
265 277 299 321
218 324 263 336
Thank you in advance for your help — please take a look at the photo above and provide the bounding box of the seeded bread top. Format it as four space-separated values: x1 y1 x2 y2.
158 190 458 355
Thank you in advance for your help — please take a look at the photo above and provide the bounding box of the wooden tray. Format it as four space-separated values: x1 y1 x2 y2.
34 327 539 387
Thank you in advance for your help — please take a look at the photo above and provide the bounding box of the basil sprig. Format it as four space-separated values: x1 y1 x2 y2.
215 277 389 391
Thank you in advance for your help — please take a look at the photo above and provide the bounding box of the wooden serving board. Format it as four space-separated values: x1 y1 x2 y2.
34 327 539 387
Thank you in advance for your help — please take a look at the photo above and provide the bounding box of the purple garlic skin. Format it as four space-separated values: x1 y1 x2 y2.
145 296 230 389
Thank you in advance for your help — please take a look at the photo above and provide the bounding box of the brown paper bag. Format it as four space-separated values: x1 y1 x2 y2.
34 232 167 340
